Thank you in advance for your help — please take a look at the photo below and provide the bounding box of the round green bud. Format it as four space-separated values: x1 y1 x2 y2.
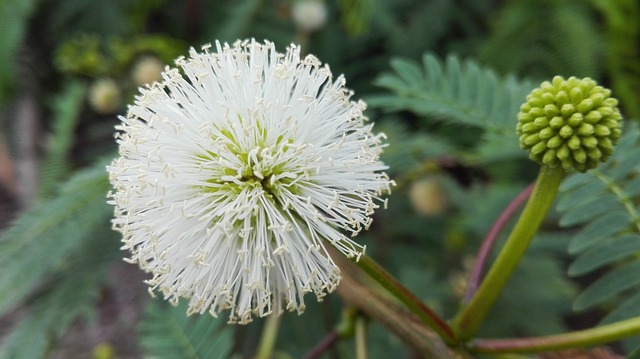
517 76 623 172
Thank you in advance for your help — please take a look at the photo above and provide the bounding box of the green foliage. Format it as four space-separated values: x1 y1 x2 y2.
139 300 234 359
215 0 265 43
4 0 640 356
365 0 491 60
54 34 186 77
0 163 118 358
375 118 453 177
481 252 577 337
0 226 119 358
454 184 578 336
339 0 374 35
368 53 535 161
46 0 130 38
53 34 110 76
479 0 602 79
589 0 640 118
198 0 294 47
628 344 640 359
0 0 40 105
557 123 640 323
38 81 86 199
0 163 112 314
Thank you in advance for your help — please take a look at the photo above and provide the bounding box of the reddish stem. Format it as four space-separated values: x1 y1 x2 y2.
304 331 340 359
464 182 535 302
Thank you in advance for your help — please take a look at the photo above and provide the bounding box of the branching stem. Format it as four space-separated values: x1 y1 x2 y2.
354 255 458 344
464 182 535 302
469 315 640 353
453 165 565 339
303 330 340 359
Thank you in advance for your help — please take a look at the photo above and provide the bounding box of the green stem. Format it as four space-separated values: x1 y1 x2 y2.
254 314 280 359
469 316 640 353
354 255 458 344
355 316 368 359
453 165 565 340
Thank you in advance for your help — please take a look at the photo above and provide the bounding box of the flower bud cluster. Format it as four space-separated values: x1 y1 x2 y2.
517 76 622 172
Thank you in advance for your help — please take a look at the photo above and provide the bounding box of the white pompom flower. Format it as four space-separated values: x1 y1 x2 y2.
108 39 393 324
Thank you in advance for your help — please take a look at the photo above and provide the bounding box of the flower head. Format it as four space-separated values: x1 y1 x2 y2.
108 39 393 323
517 76 622 172
88 78 122 114
131 55 165 86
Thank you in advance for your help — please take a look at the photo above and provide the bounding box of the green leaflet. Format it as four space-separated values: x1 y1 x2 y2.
139 300 234 359
569 234 640 276
628 344 640 359
559 196 623 227
38 81 86 200
0 163 112 314
573 261 640 312
0 229 120 358
568 211 630 254
479 252 577 337
557 123 640 320
375 119 453 176
601 293 640 326
367 52 534 161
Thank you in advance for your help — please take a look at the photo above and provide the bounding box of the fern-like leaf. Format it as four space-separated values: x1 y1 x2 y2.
139 300 234 359
0 162 112 314
38 81 86 199
556 123 640 321
375 118 453 177
0 228 120 358
367 53 535 161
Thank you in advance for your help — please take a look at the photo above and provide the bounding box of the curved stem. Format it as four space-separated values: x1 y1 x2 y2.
469 316 640 353
453 165 565 340
355 255 458 344
303 330 340 359
464 182 535 302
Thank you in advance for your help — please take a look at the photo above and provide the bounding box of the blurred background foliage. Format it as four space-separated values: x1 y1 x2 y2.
0 0 639 358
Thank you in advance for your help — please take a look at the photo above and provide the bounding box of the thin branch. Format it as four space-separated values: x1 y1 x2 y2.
469 315 640 354
464 182 535 302
454 165 565 339
330 247 467 358
303 330 340 359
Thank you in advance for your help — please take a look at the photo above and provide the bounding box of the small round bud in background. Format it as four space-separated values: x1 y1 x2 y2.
88 78 122 115
409 177 448 216
131 55 165 86
291 0 328 33
516 76 622 172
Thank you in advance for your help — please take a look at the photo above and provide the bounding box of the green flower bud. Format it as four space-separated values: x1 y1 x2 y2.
517 76 623 172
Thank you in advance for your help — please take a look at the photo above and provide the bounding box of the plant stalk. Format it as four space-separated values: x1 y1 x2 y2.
354 255 458 344
355 316 368 359
254 314 280 359
469 316 640 353
464 182 535 302
453 165 565 340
